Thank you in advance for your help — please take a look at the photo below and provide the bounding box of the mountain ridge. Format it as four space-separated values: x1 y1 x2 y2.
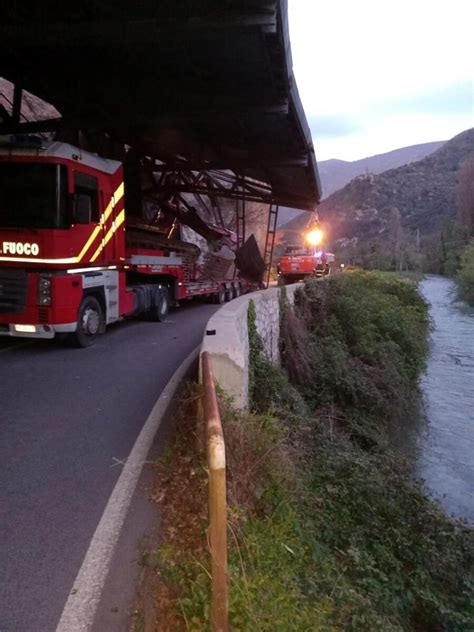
318 140 446 197
277 139 445 226
279 128 474 255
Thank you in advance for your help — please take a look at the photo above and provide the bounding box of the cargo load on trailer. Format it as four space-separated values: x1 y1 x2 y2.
0 137 265 346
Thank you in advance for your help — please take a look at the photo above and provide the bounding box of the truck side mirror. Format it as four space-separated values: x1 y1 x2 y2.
73 194 92 224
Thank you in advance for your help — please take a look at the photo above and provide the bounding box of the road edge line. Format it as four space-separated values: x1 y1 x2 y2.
56 345 201 632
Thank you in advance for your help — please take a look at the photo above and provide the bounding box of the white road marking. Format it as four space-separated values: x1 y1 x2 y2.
55 345 200 632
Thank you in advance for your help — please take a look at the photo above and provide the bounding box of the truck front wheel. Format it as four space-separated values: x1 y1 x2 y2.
74 296 104 347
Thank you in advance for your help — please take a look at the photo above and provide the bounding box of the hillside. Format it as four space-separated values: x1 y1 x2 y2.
318 140 445 198
276 140 444 226
279 128 474 256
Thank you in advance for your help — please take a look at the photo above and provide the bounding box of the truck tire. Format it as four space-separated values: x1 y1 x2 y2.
150 287 170 322
73 296 104 347
215 286 226 304
225 286 233 302
233 283 241 298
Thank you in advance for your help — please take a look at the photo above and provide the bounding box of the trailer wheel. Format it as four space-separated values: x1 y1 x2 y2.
215 286 226 304
225 286 233 302
150 287 170 322
233 283 241 298
73 296 104 347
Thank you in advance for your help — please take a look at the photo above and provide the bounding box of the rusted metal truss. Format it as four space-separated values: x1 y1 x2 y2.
149 166 275 206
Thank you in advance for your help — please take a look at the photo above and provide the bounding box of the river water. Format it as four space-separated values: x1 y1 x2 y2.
417 275 474 523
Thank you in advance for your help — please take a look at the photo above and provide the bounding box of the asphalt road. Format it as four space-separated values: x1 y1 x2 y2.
0 302 218 632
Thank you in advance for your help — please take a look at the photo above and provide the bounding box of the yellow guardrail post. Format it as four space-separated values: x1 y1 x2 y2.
201 351 228 632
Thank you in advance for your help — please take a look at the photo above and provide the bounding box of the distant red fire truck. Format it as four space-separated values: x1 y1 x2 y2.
277 246 333 285
277 215 334 285
0 138 259 346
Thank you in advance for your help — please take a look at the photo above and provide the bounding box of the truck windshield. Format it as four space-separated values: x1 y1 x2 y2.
0 163 68 229
285 246 310 255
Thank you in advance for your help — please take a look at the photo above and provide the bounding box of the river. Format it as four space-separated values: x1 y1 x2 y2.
417 275 474 523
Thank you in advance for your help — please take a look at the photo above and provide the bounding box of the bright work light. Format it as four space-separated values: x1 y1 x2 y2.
305 227 324 246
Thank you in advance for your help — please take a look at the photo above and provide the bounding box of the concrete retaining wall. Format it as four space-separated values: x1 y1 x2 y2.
200 284 300 409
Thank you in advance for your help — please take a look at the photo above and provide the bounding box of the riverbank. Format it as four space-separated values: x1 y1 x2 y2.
142 273 474 630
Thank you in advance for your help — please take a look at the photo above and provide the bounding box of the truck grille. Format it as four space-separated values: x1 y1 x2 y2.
38 307 49 323
0 269 28 314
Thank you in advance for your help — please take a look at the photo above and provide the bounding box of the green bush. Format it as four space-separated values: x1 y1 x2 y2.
158 273 473 631
243 273 473 629
248 299 306 416
456 243 474 305
280 273 429 446
218 381 474 631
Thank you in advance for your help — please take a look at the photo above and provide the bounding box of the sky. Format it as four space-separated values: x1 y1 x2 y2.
288 0 474 161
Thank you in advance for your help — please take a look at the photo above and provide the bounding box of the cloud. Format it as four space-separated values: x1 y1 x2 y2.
312 113 472 161
288 1 473 161
387 81 474 116
290 0 473 119
307 115 360 138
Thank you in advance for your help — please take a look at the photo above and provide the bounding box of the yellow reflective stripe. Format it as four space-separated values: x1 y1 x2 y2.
77 225 102 262
90 209 125 262
0 183 125 266
77 182 124 262
103 182 124 224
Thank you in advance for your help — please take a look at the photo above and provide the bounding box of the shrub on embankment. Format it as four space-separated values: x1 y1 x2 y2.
456 243 474 305
235 272 473 630
280 272 430 447
147 273 474 631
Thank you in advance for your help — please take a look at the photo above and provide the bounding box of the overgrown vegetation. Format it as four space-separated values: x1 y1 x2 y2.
280 272 429 447
147 273 473 631
422 218 468 276
456 243 474 305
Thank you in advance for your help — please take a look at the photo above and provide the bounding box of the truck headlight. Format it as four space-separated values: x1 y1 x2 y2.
38 275 52 306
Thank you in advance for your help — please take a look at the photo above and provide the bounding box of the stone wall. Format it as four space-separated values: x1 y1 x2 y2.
200 284 299 409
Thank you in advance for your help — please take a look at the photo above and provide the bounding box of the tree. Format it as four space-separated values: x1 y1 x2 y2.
388 207 403 271
456 243 474 305
458 155 474 237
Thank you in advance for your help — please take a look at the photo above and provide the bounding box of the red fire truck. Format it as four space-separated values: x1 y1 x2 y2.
277 246 333 285
0 138 259 346
277 214 334 285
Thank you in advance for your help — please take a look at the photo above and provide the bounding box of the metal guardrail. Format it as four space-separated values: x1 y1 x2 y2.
201 351 229 632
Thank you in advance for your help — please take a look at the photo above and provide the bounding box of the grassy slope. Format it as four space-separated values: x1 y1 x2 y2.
146 273 474 631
